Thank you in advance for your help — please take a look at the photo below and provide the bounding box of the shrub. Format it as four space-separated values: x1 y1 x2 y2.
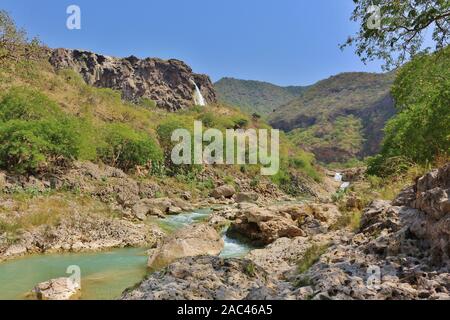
138 97 157 109
0 118 81 173
98 123 162 171
156 118 199 175
0 10 46 67
0 86 62 121
369 47 450 176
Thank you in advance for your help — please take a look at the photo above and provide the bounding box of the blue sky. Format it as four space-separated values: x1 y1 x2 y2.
1 0 386 86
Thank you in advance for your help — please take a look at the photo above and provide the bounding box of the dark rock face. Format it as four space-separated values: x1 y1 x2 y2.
49 48 217 111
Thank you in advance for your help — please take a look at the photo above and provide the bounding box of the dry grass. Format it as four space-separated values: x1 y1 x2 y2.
0 193 120 236
331 163 436 232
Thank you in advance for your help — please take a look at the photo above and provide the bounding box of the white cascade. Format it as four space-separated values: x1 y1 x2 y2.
190 79 207 106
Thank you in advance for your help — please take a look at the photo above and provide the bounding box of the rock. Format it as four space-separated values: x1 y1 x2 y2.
341 167 366 182
208 214 230 231
168 206 182 215
131 197 193 219
228 203 341 245
147 224 224 270
211 185 236 199
346 193 363 210
170 198 194 212
228 206 304 245
50 49 217 111
132 198 171 218
33 278 80 300
122 256 292 300
392 186 416 206
359 200 400 235
4 244 27 258
138 181 160 199
1 211 163 261
406 163 450 263
235 192 259 203
180 191 192 201
414 164 450 219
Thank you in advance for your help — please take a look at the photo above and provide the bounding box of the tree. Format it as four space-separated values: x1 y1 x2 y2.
342 0 450 69
367 46 450 176
0 10 45 65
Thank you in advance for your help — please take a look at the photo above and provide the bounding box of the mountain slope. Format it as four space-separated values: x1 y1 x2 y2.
214 78 308 116
268 72 396 163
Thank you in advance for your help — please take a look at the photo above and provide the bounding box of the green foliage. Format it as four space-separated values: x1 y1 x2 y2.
331 210 361 232
0 87 82 173
294 276 313 288
0 10 46 67
288 115 365 161
297 244 329 274
270 72 395 163
138 97 157 110
368 47 450 176
0 86 61 121
244 262 257 277
342 0 450 70
0 119 81 173
215 77 308 116
98 123 163 171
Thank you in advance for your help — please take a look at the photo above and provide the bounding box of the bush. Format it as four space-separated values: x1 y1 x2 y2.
0 86 62 121
138 97 157 109
98 123 162 171
369 47 450 176
0 119 81 173
0 10 46 67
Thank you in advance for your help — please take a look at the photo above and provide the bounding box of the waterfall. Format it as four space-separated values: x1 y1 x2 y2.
190 79 207 106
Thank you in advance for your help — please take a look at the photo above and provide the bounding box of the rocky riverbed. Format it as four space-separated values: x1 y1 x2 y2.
2 160 448 300
122 164 450 300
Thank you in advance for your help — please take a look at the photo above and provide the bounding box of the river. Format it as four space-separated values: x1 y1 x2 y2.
0 208 254 300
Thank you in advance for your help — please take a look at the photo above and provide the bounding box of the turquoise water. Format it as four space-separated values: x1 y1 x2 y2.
158 209 256 258
219 233 255 258
0 248 148 300
156 208 212 232
0 209 255 300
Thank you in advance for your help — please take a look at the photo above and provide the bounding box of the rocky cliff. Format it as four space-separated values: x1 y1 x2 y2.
49 48 217 111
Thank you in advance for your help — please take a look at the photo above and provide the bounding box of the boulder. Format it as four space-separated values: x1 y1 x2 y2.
228 207 304 245
132 198 172 218
180 191 192 201
33 278 80 300
123 256 291 300
208 213 230 231
228 203 341 245
147 224 224 270
413 164 450 219
168 206 183 215
3 244 27 258
235 192 259 203
211 185 236 199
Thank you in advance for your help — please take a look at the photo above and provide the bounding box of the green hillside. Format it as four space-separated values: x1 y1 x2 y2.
214 77 308 116
269 72 396 164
